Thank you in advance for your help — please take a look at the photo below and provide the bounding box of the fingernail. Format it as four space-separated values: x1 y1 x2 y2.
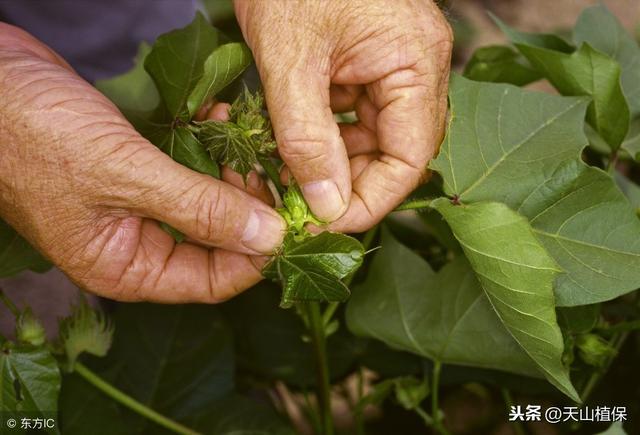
242 209 286 254
301 179 347 221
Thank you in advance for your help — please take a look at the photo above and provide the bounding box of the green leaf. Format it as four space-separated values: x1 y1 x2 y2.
144 12 219 119
59 373 129 435
621 118 640 161
491 13 574 53
156 126 220 178
0 344 61 415
181 394 295 435
263 232 364 308
95 42 159 114
615 170 640 210
596 421 628 435
431 77 640 306
346 227 541 379
463 45 542 86
519 43 628 150
495 16 630 149
431 75 589 205
101 304 234 428
431 199 578 401
187 42 253 117
221 283 363 387
557 304 600 335
516 161 640 306
0 219 50 278
574 4 640 116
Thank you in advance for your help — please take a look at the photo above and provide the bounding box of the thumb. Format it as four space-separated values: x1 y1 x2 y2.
263 66 352 222
122 150 286 255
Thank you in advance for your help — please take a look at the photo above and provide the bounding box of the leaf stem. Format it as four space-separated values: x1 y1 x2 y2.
394 198 435 212
257 155 285 197
0 288 19 317
304 302 334 435
74 362 200 435
606 151 618 173
431 361 450 435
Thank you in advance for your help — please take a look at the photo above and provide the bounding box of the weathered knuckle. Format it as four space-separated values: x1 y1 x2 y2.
278 136 331 167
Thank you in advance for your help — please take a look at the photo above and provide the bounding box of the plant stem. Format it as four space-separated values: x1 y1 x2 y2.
305 302 334 435
394 198 435 212
0 288 19 317
431 361 450 435
501 388 527 435
75 362 200 435
606 151 618 173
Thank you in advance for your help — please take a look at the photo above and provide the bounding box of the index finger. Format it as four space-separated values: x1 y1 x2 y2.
330 38 452 233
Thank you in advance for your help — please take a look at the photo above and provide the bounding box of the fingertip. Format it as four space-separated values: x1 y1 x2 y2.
241 207 287 254
300 178 349 222
206 102 232 121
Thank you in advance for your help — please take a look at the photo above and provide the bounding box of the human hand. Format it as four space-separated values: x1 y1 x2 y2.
234 0 452 232
0 24 285 303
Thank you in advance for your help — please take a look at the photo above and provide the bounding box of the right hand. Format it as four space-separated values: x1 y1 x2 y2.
0 23 285 303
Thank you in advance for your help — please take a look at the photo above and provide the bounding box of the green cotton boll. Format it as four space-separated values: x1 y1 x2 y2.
16 308 46 347
58 298 114 370
576 333 617 368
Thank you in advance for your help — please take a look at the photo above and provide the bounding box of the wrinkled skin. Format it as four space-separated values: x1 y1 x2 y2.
0 0 451 303
235 0 452 230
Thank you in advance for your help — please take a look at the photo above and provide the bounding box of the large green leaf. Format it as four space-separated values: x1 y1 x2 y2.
0 219 50 277
430 75 589 205
59 373 129 435
263 232 364 307
489 13 574 53
179 394 295 435
518 43 628 150
95 42 159 114
346 227 541 379
144 12 219 119
102 304 234 429
431 77 640 306
0 344 60 416
187 42 253 117
516 161 640 306
222 283 363 387
463 45 541 86
496 17 630 149
574 4 640 117
431 199 578 401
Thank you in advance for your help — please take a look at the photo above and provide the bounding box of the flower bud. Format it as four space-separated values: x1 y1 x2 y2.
576 333 616 368
16 308 46 347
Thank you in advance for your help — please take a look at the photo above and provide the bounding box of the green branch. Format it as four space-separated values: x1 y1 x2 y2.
431 361 450 435
0 288 19 317
305 302 334 435
394 198 436 212
75 362 200 435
